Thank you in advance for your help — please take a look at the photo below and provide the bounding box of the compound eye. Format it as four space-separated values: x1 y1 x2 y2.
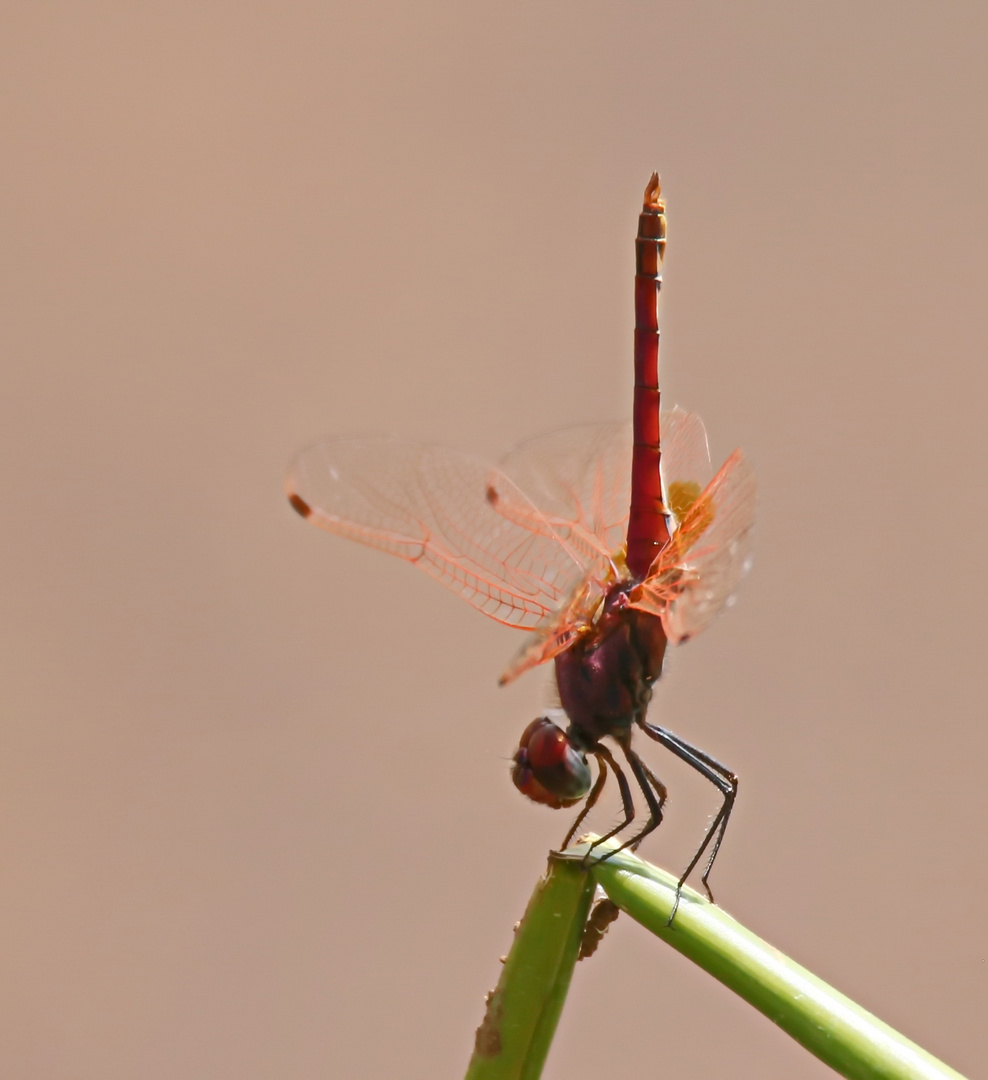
512 717 591 808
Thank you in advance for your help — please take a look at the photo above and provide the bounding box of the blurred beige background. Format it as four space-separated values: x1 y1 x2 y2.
1 3 986 1077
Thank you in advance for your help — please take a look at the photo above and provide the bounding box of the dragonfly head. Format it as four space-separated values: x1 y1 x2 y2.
511 716 591 809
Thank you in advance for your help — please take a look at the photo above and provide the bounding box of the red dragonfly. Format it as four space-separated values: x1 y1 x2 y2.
287 175 756 900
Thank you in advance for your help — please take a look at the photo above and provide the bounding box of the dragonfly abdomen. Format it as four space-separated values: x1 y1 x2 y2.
626 173 672 581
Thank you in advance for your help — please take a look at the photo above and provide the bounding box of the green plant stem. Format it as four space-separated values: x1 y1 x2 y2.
464 854 595 1080
569 839 967 1080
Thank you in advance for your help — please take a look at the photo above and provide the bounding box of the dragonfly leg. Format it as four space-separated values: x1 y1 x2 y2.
595 744 668 861
628 758 668 851
640 721 738 914
581 744 636 864
560 754 609 851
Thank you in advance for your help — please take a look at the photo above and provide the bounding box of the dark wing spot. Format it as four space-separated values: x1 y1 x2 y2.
288 493 312 518
485 484 499 506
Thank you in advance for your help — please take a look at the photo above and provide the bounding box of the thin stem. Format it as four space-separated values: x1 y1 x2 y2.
565 838 967 1080
464 854 595 1080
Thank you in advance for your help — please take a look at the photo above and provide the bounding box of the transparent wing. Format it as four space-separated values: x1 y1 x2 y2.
493 407 721 680
496 422 632 562
632 449 757 644
660 407 712 523
495 408 711 557
286 436 597 629
498 576 609 686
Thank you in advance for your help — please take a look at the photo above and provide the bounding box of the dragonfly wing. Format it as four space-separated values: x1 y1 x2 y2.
660 407 713 526
498 613 587 686
496 409 713 556
634 449 756 644
497 574 609 685
497 421 632 562
286 436 593 629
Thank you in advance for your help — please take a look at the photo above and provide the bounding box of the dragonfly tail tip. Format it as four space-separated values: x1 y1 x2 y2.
644 172 663 209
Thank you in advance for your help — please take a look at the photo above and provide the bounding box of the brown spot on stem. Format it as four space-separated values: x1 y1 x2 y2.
579 897 621 960
473 989 504 1057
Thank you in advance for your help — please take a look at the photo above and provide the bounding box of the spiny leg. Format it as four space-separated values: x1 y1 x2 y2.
583 744 637 863
599 742 668 860
627 759 668 853
640 720 738 904
561 754 609 851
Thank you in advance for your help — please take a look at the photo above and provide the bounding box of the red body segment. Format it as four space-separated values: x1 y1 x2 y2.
625 174 671 582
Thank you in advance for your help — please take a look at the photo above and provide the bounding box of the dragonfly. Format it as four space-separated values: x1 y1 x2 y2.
286 175 756 902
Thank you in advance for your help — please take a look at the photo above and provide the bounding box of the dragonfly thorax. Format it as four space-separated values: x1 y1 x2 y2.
510 583 667 812
554 582 668 743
